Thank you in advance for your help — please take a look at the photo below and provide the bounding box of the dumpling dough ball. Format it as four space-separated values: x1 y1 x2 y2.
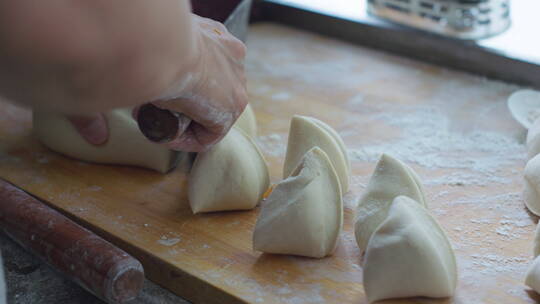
363 196 457 303
188 127 269 213
33 109 181 173
355 153 426 253
283 115 350 192
524 154 540 216
253 147 343 258
234 104 257 138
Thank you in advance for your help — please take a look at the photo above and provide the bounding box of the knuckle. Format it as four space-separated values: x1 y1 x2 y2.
234 88 248 109
227 38 246 59
216 22 228 32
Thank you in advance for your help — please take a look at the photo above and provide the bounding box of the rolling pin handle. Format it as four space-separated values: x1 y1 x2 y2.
0 180 145 304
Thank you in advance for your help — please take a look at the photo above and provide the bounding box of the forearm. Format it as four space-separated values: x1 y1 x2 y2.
0 0 197 114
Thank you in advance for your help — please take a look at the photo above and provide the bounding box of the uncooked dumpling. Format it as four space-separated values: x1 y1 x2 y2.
234 104 257 138
534 222 540 257
188 127 269 213
523 154 540 216
507 89 540 129
253 147 343 258
527 118 540 159
526 256 540 294
283 115 350 192
363 196 457 303
354 153 426 253
33 109 181 173
529 222 540 293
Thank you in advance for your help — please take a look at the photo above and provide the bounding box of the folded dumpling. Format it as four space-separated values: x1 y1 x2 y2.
527 118 540 159
533 222 540 258
234 103 257 138
283 115 350 192
524 154 540 216
253 147 343 258
188 127 269 213
363 196 457 303
526 256 540 294
507 89 540 130
354 153 425 253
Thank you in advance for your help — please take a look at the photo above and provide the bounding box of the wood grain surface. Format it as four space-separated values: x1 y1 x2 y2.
0 23 537 304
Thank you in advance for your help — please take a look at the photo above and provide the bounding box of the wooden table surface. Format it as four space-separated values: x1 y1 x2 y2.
0 23 537 304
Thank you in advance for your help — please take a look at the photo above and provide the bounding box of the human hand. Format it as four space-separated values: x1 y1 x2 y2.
140 14 248 152
67 114 108 146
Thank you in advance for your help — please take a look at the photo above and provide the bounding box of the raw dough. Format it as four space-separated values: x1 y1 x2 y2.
283 115 350 192
526 256 540 294
234 104 257 138
252 147 343 258
527 118 540 159
523 154 540 216
354 153 426 253
33 109 180 173
188 127 269 213
507 89 540 129
363 196 457 303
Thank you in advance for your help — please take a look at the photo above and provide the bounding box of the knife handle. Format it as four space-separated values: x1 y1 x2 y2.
137 104 191 143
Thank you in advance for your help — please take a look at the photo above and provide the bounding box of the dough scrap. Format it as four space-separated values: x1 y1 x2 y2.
253 147 343 258
188 127 269 213
234 104 257 138
33 109 180 173
283 115 350 192
524 154 540 216
354 153 425 253
363 196 457 303
526 256 540 294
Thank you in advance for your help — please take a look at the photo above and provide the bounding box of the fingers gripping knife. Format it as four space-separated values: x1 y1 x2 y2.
137 0 252 142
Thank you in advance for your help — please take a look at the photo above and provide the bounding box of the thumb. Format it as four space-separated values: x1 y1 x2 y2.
67 114 109 145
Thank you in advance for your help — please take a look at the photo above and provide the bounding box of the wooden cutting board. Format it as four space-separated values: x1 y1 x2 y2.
0 23 536 304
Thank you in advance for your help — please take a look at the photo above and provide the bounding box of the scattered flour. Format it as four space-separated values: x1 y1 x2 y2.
348 107 524 174
87 185 102 192
271 92 292 101
256 133 287 157
157 237 181 247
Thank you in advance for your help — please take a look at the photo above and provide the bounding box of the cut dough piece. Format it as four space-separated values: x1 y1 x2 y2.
253 147 343 258
33 109 180 173
354 153 426 253
526 256 540 294
507 89 540 129
524 154 540 216
364 196 457 303
234 104 257 138
535 223 540 257
527 118 540 159
188 127 269 213
283 115 350 192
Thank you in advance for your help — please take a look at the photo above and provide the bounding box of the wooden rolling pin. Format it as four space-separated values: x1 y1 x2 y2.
0 179 144 303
